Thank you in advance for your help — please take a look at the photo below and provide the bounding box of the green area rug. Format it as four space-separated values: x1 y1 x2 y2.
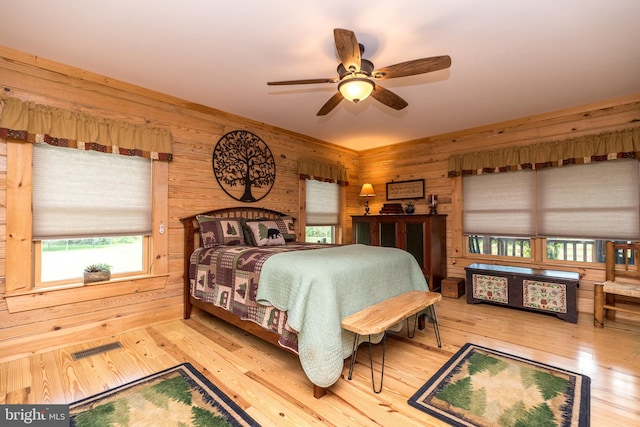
69 362 260 426
408 343 590 427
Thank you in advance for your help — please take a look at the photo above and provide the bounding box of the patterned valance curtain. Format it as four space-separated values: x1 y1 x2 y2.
0 97 173 160
448 127 640 176
298 158 349 185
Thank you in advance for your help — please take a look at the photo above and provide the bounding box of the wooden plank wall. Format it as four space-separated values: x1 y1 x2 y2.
0 46 359 362
0 43 638 362
358 95 640 314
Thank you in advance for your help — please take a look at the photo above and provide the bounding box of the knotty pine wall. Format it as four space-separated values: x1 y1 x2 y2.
358 94 640 314
0 46 359 362
0 45 638 362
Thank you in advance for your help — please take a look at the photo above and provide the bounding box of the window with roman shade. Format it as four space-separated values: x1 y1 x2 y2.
463 160 640 240
2 97 170 298
32 143 152 239
298 158 348 243
305 179 339 226
463 171 536 237
454 126 640 261
537 159 640 240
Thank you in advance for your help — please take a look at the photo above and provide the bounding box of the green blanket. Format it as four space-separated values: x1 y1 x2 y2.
256 244 429 388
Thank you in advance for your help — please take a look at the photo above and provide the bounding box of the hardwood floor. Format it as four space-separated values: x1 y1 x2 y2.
1 297 638 426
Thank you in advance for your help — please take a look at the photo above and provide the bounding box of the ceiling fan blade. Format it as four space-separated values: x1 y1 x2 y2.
268 77 338 85
373 55 452 80
317 92 344 116
370 85 408 110
334 28 361 72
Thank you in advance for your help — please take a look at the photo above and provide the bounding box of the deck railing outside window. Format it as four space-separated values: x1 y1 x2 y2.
546 238 600 263
468 236 635 265
468 236 531 258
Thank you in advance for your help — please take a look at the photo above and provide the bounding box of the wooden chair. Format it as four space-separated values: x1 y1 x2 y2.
594 241 640 327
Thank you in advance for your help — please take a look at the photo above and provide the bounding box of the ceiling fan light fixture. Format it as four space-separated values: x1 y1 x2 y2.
268 29 451 115
338 77 375 103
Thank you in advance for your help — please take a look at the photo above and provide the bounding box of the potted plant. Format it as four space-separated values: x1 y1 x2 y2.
83 263 111 283
404 201 415 214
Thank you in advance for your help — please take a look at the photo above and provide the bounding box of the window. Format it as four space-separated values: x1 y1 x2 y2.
6 139 168 301
38 237 144 282
468 235 531 258
464 159 640 264
33 143 152 286
537 160 639 239
3 97 170 308
463 170 536 237
464 170 535 259
545 238 601 262
542 160 639 263
305 179 339 243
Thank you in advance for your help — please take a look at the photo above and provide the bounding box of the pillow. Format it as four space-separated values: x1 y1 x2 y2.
275 215 296 242
245 220 286 246
239 218 255 246
196 215 245 248
239 217 269 246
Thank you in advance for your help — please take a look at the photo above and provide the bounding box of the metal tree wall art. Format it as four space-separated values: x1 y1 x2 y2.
212 130 276 202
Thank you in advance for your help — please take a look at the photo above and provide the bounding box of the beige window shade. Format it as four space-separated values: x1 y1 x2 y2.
538 159 640 240
305 179 339 225
33 143 152 239
463 160 640 240
463 171 537 236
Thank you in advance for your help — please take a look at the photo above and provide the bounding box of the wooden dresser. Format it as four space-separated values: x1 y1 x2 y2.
352 214 447 291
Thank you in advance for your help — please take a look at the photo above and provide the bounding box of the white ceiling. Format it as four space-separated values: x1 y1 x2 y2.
2 0 639 151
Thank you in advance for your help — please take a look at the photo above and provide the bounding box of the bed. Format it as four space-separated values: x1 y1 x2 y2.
181 206 430 398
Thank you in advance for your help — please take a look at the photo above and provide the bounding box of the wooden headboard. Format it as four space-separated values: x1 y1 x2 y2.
180 206 293 286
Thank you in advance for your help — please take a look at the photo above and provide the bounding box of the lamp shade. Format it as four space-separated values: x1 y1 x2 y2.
359 183 376 197
338 77 375 103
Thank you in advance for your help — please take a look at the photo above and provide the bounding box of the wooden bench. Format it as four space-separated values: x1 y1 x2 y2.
341 290 442 393
594 241 640 327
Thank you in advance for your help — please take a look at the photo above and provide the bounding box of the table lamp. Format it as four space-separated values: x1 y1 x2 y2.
359 183 376 215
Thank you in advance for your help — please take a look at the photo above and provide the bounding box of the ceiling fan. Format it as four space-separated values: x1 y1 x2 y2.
267 28 452 116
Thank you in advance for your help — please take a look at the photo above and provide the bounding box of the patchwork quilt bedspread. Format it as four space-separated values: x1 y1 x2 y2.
191 242 430 389
189 242 328 352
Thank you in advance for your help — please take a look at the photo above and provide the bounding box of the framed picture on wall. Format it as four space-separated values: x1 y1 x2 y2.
386 179 425 200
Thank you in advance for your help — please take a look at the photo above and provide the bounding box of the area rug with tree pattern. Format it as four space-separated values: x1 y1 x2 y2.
408 343 590 426
69 362 260 426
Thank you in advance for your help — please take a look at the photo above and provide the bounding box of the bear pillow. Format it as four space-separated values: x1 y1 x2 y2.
245 220 286 246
